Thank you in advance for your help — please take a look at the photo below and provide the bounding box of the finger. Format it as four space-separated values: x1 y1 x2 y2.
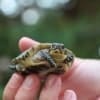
15 74 40 100
39 75 62 100
18 37 39 52
63 90 77 100
3 73 24 100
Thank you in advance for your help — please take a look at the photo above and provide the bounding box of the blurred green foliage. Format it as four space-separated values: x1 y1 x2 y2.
0 0 100 58
0 0 100 98
0 86 3 100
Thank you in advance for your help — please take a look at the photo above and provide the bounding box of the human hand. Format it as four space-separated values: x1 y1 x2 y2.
17 37 100 100
3 37 77 100
61 58 100 100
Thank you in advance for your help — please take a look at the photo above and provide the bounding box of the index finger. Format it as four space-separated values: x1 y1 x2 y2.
3 73 24 100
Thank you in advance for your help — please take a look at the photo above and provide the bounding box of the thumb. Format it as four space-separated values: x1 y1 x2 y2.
18 37 39 52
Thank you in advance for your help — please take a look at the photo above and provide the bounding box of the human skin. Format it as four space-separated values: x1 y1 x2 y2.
3 37 100 100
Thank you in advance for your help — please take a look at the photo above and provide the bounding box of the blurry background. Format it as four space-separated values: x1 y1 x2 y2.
0 0 100 99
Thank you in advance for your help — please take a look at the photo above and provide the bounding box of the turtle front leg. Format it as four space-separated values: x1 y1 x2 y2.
11 43 52 65
23 43 52 58
34 43 52 52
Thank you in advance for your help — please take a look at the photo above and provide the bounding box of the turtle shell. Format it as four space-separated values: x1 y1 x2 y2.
9 43 74 76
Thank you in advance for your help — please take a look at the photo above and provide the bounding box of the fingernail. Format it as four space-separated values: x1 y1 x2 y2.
23 75 34 89
9 73 23 88
64 90 77 100
47 76 60 88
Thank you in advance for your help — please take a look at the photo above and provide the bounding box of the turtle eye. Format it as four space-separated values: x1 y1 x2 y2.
60 43 64 49
61 45 64 49
64 49 67 54
52 44 57 49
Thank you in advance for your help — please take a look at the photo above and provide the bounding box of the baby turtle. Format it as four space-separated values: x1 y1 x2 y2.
9 43 74 76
